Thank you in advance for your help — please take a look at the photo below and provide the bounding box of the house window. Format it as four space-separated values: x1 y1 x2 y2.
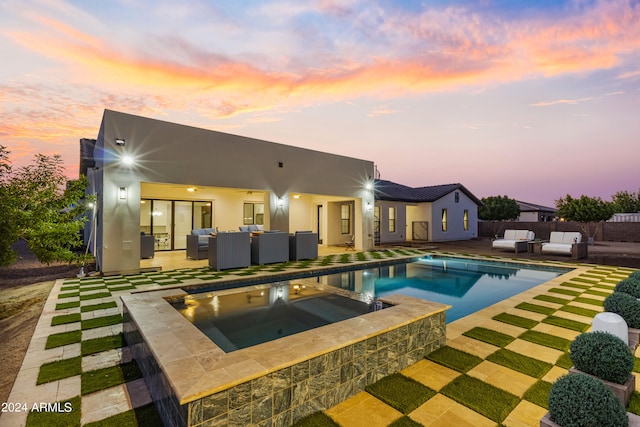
455 192 460 203
389 207 396 233
442 209 448 232
341 204 351 234
243 203 264 225
463 210 469 231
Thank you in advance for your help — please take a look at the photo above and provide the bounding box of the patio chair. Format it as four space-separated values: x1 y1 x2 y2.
345 235 355 251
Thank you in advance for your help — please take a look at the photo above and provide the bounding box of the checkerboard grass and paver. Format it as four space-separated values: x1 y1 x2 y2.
10 250 639 427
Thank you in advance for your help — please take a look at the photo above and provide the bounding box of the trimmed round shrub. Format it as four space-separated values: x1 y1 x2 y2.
569 331 634 384
615 278 640 297
629 270 640 281
603 291 640 329
548 373 627 427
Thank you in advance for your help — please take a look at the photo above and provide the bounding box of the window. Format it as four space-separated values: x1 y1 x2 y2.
441 209 448 232
243 203 264 225
455 192 460 203
463 210 469 231
341 204 351 234
389 207 396 233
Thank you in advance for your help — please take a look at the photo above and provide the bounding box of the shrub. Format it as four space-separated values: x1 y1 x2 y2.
603 291 640 329
629 270 640 281
548 373 627 427
614 279 640 298
569 331 634 384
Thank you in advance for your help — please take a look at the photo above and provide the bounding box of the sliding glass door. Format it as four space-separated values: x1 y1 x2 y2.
141 199 212 251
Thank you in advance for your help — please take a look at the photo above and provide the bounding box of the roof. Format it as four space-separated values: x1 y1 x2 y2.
375 180 482 206
516 200 556 213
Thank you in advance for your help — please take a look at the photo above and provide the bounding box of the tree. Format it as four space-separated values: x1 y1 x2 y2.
478 195 520 237
612 190 640 213
555 194 615 244
0 145 90 267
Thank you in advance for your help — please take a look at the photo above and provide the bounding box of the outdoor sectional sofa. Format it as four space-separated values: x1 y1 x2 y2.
289 231 318 261
492 229 535 253
250 231 289 265
541 231 587 259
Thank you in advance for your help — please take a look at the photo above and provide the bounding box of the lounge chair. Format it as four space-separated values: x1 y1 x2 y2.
541 232 587 259
345 235 355 251
492 229 534 253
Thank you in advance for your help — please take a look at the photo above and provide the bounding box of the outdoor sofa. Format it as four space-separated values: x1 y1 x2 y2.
208 231 251 270
289 231 318 261
186 227 217 260
541 231 587 259
492 229 535 253
250 231 289 265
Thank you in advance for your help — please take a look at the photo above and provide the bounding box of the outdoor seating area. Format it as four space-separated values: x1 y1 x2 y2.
541 231 588 259
491 229 535 253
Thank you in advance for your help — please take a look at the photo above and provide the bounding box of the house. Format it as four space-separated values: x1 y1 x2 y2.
516 200 557 222
82 110 376 275
374 180 482 243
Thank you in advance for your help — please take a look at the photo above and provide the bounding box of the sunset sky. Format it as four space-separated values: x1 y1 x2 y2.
1 0 639 207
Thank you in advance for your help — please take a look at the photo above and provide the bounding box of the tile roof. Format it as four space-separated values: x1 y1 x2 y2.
375 180 482 205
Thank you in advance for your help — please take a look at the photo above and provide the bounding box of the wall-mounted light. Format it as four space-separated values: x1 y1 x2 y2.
367 202 373 211
277 197 284 207
118 187 127 200
115 138 125 146
365 182 373 191
122 155 134 165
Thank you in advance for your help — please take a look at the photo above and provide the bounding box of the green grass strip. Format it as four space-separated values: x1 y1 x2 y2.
81 314 123 330
51 313 81 326
365 373 436 414
388 416 424 427
634 357 640 373
486 349 552 378
26 395 80 427
629 392 640 417
45 330 82 350
542 316 590 332
440 375 520 422
81 333 125 356
583 289 610 297
559 282 590 290
57 292 80 299
558 305 599 318
37 356 82 385
81 360 142 396
293 412 341 427
80 301 118 313
555 352 573 369
79 291 111 301
463 327 515 348
492 313 538 329
548 288 581 297
518 330 571 351
523 380 552 409
515 302 555 315
426 346 483 373
533 295 569 305
572 277 598 284
55 301 80 310
572 296 604 307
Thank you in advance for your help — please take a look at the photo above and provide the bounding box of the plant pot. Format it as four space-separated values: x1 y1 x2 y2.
569 367 635 406
541 411 640 427
629 327 640 352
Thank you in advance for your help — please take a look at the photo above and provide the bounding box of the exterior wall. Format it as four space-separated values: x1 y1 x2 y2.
430 191 478 242
518 212 540 222
92 110 375 274
376 201 408 244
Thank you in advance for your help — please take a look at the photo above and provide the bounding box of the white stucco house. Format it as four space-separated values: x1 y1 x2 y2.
374 180 482 243
82 110 376 275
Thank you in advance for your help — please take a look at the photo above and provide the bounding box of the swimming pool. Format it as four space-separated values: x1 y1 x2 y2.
311 256 570 322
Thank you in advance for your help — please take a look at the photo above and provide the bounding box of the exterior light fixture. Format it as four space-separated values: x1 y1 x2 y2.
365 182 373 191
122 155 134 165
187 187 196 192
292 194 301 199
367 202 373 211
277 197 284 207
118 187 127 200
115 138 125 146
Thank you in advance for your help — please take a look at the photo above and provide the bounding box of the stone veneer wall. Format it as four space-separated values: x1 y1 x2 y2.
125 307 446 427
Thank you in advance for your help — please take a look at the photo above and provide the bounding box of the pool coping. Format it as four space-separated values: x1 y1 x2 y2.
121 288 450 405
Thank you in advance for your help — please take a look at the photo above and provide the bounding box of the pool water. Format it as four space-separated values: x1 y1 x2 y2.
316 256 570 322
173 282 380 352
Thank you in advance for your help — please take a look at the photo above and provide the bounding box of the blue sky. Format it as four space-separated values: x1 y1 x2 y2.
1 0 639 206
